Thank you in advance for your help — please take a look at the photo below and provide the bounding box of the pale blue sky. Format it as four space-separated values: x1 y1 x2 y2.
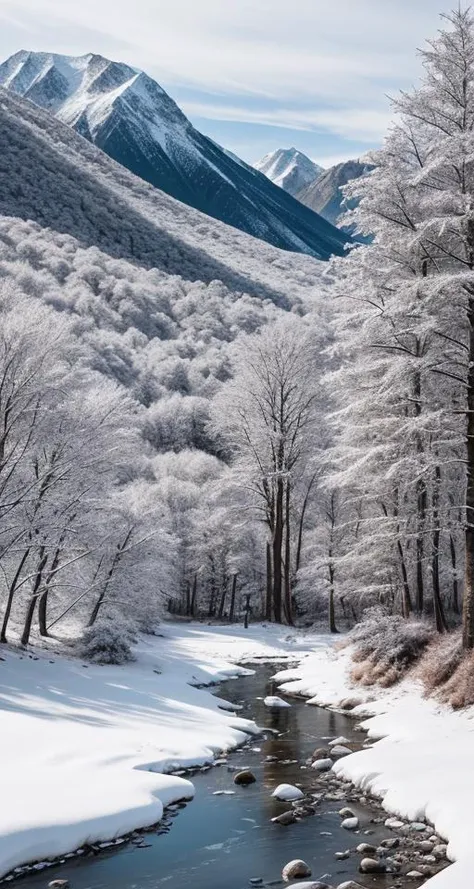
0 0 450 166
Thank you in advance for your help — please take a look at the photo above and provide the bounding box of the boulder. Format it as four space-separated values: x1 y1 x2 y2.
359 858 386 874
233 769 256 786
329 737 351 747
282 859 312 881
272 783 305 801
311 758 333 772
356 843 377 855
330 746 353 757
341 817 359 831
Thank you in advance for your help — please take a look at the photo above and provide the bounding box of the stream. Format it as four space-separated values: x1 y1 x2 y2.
11 663 448 889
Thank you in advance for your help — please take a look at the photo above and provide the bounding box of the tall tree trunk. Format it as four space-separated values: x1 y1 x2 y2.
295 472 317 575
272 477 284 623
217 575 228 620
191 574 198 617
229 573 237 622
432 466 448 633
38 544 63 636
1 547 30 643
185 581 191 617
463 294 474 649
265 542 272 620
327 493 338 633
382 497 412 617
284 481 293 625
414 368 426 615
21 546 48 646
450 533 460 614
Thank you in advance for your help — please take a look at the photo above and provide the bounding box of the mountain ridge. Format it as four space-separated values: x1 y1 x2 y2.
0 51 349 260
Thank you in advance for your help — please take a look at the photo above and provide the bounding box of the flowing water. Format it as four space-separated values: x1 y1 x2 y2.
11 663 442 889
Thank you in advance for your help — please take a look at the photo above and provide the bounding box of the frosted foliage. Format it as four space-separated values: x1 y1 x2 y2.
77 619 135 664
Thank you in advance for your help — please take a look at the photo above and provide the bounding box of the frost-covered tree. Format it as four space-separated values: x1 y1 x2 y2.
212 316 326 623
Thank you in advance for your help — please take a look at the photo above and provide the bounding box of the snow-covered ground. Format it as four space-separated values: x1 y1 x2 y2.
1 622 471 888
0 623 314 878
275 641 474 889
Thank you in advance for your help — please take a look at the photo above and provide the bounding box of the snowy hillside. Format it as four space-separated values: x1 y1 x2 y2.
297 158 374 228
254 147 324 196
0 51 348 259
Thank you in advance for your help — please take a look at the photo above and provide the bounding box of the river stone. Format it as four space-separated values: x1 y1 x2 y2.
284 884 330 889
272 783 305 801
330 745 353 757
48 882 69 889
311 758 333 772
385 817 405 829
406 872 423 879
339 807 355 818
410 822 428 832
282 859 312 881
312 747 331 760
329 737 351 747
356 843 377 855
272 810 297 826
433 844 448 859
249 880 263 886
419 840 434 852
337 883 365 889
335 851 350 860
233 769 256 786
417 865 434 876
341 817 359 831
359 858 386 874
380 837 400 849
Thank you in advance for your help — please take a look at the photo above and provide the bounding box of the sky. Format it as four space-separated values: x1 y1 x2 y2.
0 0 451 167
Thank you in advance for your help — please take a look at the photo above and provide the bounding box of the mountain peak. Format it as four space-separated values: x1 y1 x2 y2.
254 148 324 197
0 49 349 260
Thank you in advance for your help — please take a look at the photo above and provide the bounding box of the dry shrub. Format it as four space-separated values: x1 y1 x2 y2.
439 652 474 709
418 632 463 694
349 607 434 687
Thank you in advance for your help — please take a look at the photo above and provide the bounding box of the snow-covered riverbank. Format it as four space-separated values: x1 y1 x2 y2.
276 642 473 889
0 623 316 879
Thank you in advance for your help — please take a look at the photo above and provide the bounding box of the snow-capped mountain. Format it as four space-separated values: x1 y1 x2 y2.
0 51 349 259
296 159 374 229
254 148 324 197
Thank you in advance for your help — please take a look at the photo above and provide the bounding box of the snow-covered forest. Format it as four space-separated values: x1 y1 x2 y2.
3 9 474 662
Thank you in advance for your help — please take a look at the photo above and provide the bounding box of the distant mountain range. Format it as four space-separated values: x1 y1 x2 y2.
253 148 324 197
296 159 374 228
254 148 373 231
0 51 350 260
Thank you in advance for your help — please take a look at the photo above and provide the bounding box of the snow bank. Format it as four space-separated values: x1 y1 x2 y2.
0 623 315 877
275 641 474 889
